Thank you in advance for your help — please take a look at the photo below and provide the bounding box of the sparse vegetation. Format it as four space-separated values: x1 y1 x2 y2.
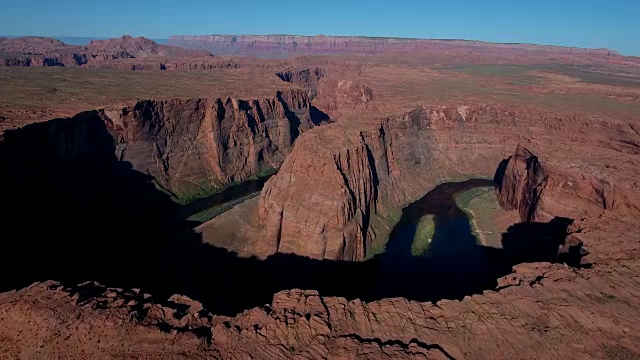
254 166 278 179
0 67 297 124
186 193 259 223
411 215 435 256
603 344 640 360
175 182 226 205
365 209 401 259
447 64 532 78
455 186 502 246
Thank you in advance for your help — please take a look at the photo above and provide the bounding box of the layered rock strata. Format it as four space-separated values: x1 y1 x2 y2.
103 89 316 198
224 104 640 261
168 35 624 64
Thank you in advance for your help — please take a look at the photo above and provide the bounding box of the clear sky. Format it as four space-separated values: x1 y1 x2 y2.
1 0 639 55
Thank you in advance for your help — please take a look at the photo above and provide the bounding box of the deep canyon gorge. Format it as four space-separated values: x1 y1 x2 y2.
1 35 640 360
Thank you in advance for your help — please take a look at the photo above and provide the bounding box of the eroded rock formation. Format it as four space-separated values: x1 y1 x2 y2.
255 106 519 261
258 130 376 260
2 99 640 359
103 89 317 198
495 144 640 223
0 89 318 200
4 256 640 359
217 104 640 263
315 79 375 116
0 35 211 68
86 35 211 59
276 67 325 98
495 144 548 222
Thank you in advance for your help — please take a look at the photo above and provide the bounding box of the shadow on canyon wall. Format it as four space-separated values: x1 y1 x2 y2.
158 187 585 316
0 112 182 292
0 114 585 317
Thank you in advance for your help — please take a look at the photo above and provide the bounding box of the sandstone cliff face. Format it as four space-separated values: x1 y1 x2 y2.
256 106 520 261
86 35 211 58
258 131 376 260
495 144 640 223
168 35 618 56
102 89 316 198
315 79 375 116
252 103 640 262
1 90 318 201
5 255 640 360
495 144 548 222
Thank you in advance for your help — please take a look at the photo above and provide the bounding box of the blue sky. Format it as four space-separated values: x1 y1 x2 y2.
1 0 638 55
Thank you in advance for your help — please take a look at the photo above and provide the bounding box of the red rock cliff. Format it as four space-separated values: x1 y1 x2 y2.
495 144 549 222
102 89 316 199
495 144 640 223
257 105 520 261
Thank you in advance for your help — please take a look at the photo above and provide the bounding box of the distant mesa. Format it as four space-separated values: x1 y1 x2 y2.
0 35 212 68
166 34 623 62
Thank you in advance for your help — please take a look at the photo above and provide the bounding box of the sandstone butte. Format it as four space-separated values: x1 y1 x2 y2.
0 35 230 70
0 35 640 360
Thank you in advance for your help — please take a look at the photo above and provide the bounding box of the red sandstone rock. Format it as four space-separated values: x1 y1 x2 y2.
104 90 316 197
495 144 548 222
202 101 640 265
2 102 640 359
3 250 640 360
315 79 375 116
253 106 526 260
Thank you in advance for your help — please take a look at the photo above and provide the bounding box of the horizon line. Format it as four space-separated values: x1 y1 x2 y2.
1 33 629 56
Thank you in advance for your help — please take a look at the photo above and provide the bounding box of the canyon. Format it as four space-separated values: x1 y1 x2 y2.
0 35 640 360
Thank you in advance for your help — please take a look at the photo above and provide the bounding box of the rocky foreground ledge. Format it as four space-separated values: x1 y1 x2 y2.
1 256 639 359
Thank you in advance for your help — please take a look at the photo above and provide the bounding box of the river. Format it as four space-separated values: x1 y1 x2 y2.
370 178 504 301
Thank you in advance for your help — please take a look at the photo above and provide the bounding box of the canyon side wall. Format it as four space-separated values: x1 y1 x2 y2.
253 105 640 262
0 89 318 201
102 89 318 199
257 106 517 261
0 88 321 287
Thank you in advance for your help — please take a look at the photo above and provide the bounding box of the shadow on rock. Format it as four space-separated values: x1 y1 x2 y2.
0 114 587 317
157 182 588 316
0 112 191 292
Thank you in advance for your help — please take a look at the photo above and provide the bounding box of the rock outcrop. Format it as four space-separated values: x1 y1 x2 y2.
103 89 318 198
0 89 319 201
255 106 519 261
222 103 640 262
315 79 375 116
0 35 211 68
276 67 325 98
495 144 640 223
258 130 376 260
86 35 211 59
495 144 548 222
4 254 640 359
